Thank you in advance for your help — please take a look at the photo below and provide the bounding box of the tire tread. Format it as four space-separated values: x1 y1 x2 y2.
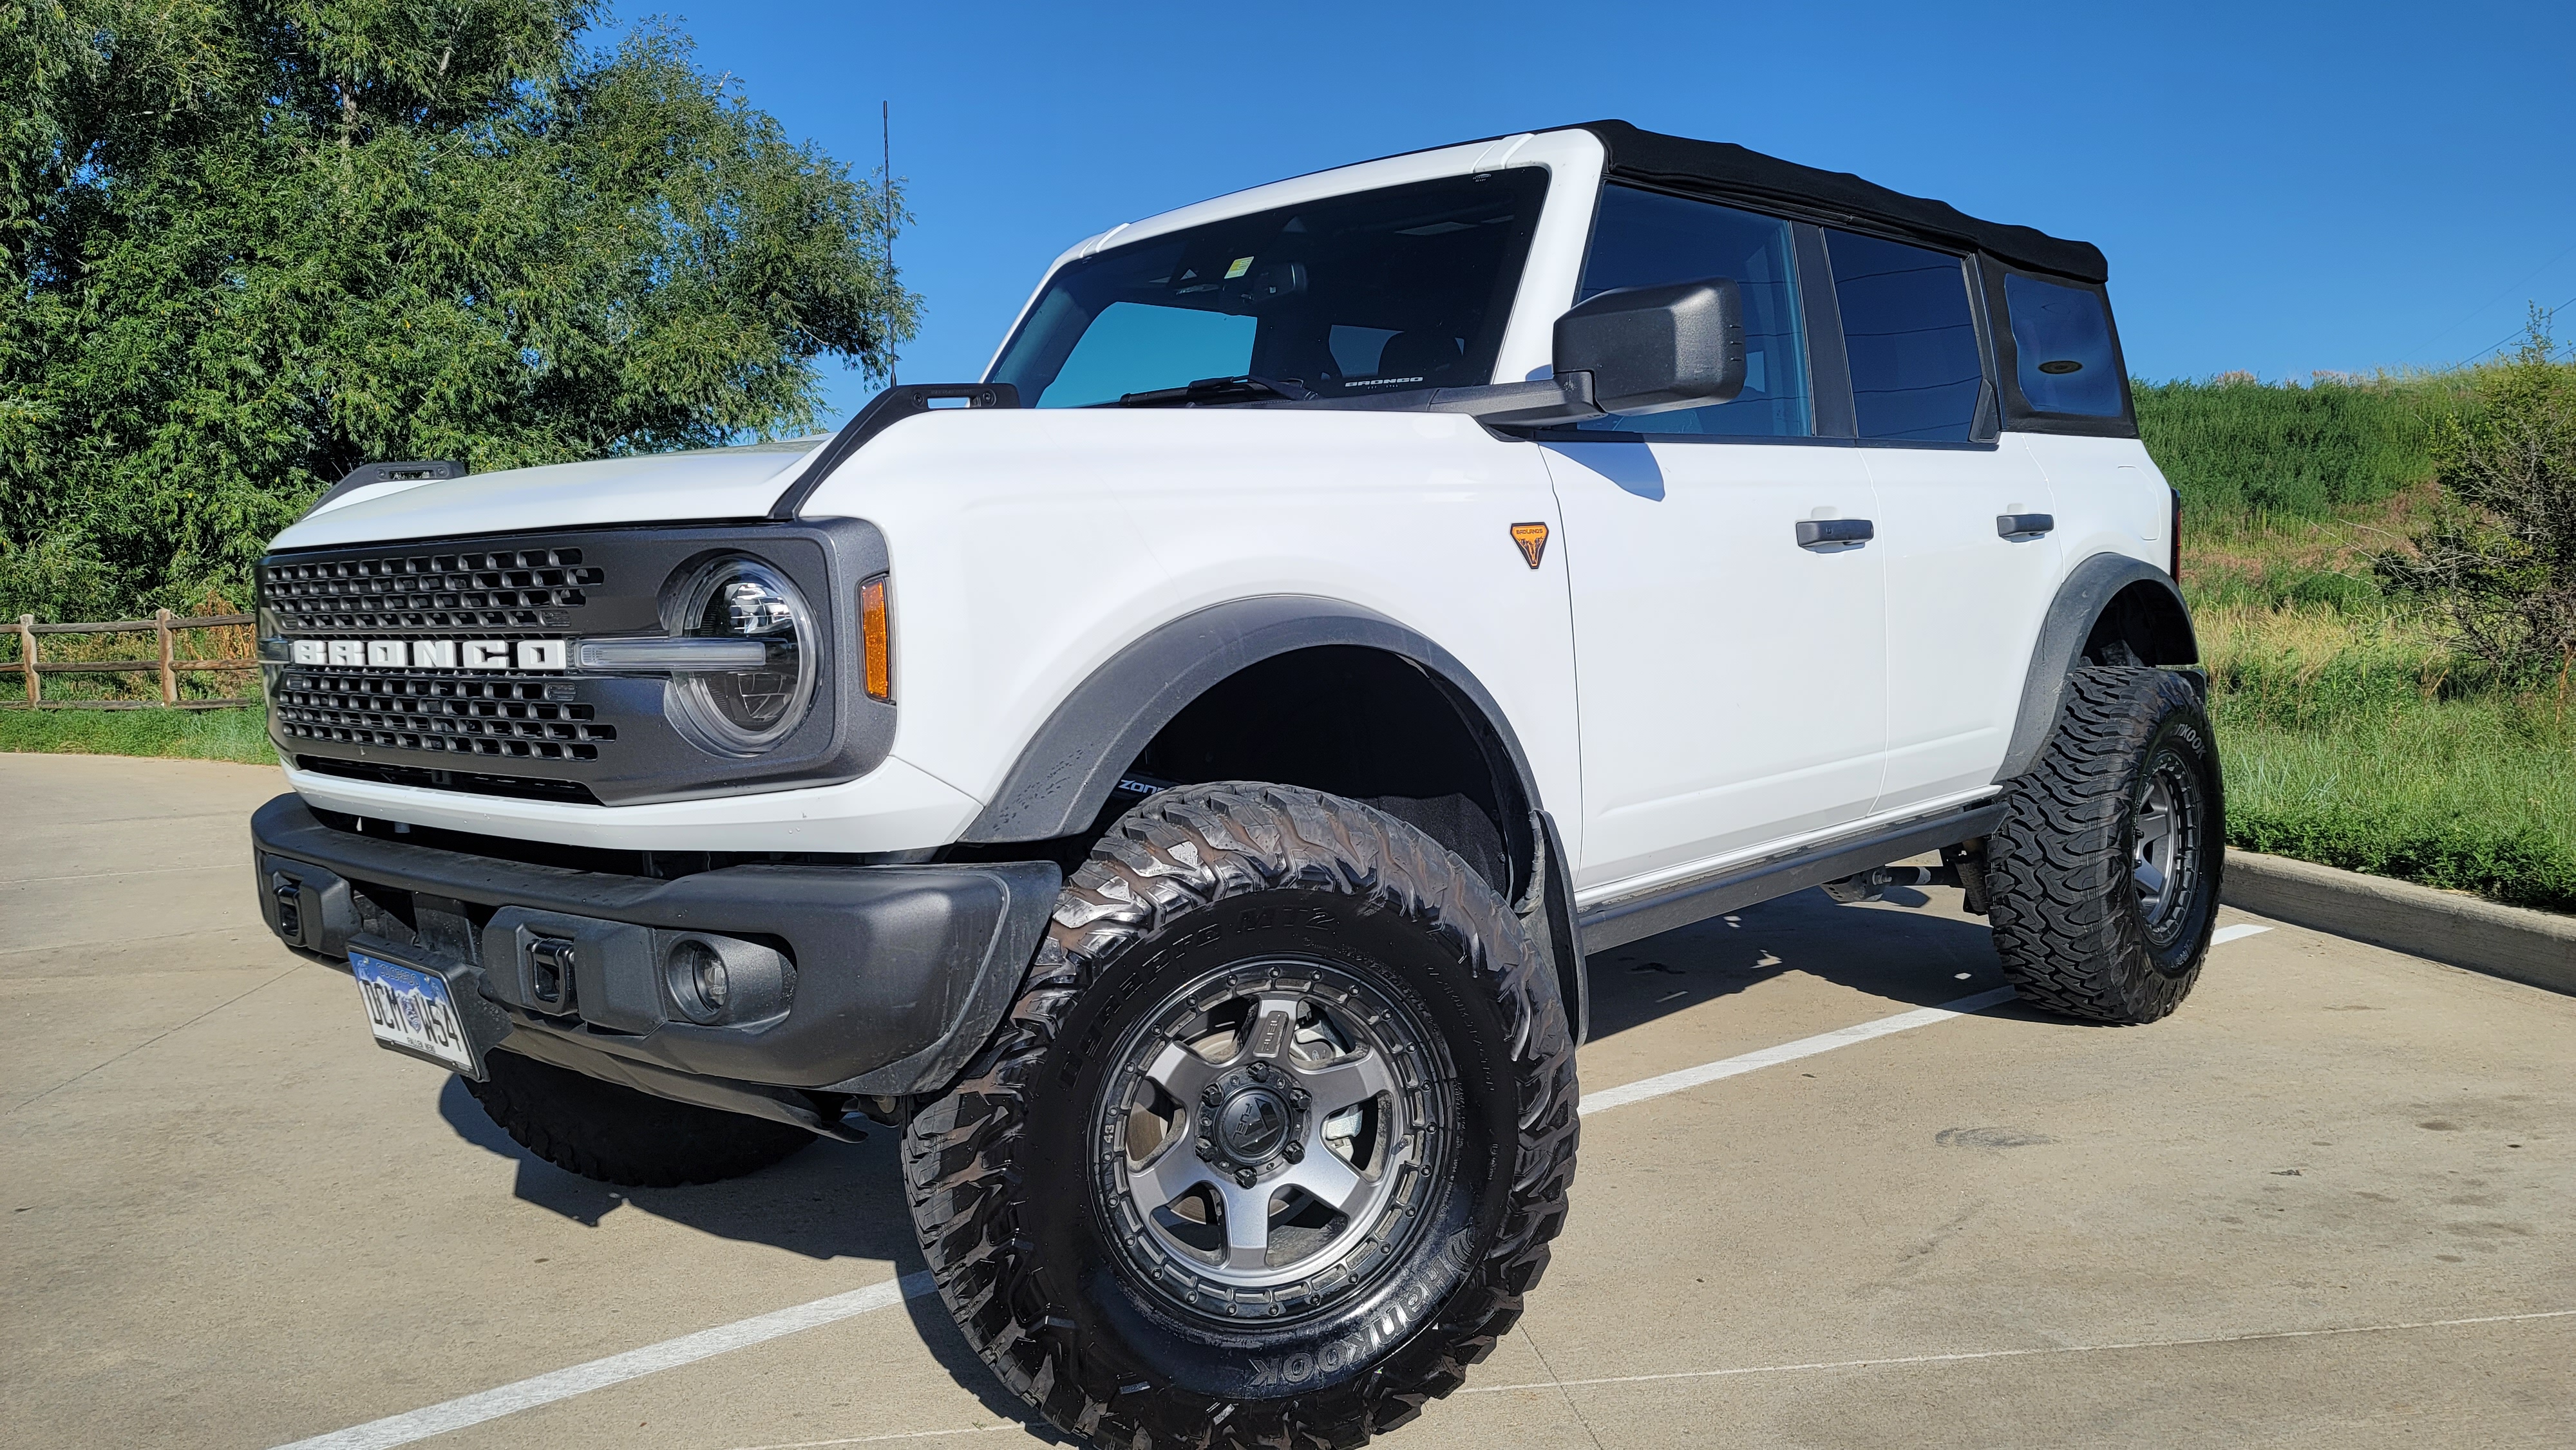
902 782 1578 1450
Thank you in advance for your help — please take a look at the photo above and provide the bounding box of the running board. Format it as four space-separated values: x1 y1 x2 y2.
1577 800 2009 951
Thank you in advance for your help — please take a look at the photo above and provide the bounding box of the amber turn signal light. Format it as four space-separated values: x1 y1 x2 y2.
860 574 893 702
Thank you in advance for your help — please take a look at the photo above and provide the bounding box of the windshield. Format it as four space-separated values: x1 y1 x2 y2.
990 170 1549 408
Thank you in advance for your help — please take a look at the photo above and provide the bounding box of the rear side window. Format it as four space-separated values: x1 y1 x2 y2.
1573 185 1811 438
1826 230 1984 442
2004 273 2124 416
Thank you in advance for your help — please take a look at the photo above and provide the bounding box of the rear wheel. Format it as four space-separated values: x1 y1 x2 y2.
1986 666 2224 1022
903 782 1577 1449
463 1049 813 1187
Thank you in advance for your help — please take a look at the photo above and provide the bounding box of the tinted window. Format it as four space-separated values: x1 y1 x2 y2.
1572 186 1809 438
2005 272 2124 416
992 171 1546 408
1827 230 1983 441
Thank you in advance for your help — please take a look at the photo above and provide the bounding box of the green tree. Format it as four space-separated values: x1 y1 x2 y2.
1 0 918 619
2380 306 2576 673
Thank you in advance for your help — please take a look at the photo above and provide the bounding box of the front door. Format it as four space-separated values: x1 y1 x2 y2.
1542 185 1887 892
1547 442 1886 890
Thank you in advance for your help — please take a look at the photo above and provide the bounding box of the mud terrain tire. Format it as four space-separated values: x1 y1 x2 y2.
902 782 1578 1449
1987 666 2225 1023
463 1049 813 1187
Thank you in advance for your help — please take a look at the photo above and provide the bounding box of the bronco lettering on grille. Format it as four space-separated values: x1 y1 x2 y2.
288 639 565 671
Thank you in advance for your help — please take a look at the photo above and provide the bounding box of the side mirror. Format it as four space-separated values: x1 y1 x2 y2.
1552 278 1746 416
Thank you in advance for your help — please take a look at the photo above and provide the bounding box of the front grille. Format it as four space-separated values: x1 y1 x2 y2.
261 547 603 633
260 522 884 805
273 670 615 762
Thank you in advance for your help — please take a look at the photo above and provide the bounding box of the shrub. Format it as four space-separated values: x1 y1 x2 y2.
2377 309 2576 673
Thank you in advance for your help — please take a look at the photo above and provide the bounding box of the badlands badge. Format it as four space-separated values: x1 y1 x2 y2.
1509 522 1549 569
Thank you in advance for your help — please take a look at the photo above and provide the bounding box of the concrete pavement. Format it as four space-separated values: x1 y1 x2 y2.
3 751 2568 1449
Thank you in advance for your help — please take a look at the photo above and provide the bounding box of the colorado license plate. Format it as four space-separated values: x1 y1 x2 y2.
351 950 478 1073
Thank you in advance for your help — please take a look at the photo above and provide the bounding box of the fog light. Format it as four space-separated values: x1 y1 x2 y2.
666 938 729 1023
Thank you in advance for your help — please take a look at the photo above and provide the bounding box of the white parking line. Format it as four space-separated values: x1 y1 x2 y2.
273 927 2280 1450
1578 987 2016 1116
1459 1306 2576 1393
2211 923 2271 946
269 1273 936 1450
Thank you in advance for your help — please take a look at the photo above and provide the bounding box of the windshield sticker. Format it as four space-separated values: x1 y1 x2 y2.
1225 256 1255 279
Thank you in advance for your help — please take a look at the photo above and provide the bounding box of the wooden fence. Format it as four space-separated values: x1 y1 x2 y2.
8 612 260 710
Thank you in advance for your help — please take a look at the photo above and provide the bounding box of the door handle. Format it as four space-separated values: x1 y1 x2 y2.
1795 518 1874 549
1996 513 2055 540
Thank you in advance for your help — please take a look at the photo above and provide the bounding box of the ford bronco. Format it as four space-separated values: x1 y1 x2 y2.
248 120 2219 1448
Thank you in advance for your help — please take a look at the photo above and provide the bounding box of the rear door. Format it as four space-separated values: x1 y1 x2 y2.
1814 229 2060 812
1542 186 1885 892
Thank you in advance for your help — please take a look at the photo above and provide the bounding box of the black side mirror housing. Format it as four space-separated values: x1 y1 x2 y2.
1552 277 1746 416
1307 275 1747 429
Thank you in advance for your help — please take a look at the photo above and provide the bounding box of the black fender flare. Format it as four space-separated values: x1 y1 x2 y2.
1995 552 2199 783
961 594 1542 844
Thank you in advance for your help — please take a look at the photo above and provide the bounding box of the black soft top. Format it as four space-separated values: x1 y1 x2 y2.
1558 120 2108 285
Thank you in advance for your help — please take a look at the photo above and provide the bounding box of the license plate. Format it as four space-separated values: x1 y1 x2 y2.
352 950 479 1073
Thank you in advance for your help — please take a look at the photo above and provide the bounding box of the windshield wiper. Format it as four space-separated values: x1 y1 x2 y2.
1115 375 1312 407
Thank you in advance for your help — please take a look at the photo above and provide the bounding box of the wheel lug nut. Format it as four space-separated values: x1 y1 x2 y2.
1283 1142 1303 1162
1236 1168 1256 1187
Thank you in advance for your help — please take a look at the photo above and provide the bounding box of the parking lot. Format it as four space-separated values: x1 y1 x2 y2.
3 750 2570 1449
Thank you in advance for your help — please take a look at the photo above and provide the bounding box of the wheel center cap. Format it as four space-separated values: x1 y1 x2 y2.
1217 1088 1291 1160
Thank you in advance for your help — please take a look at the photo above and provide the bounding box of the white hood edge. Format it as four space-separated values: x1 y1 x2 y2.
268 440 831 551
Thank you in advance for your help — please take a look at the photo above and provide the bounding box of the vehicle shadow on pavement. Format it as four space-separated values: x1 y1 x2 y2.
437 1077 1065 1436
1585 886 2042 1044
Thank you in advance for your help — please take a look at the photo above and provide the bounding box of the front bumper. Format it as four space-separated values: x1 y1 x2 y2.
251 794 1058 1126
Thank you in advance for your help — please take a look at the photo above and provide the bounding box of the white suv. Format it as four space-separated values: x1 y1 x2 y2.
248 121 2220 1449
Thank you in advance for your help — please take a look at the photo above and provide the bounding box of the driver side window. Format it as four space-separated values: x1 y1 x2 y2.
1572 186 1812 438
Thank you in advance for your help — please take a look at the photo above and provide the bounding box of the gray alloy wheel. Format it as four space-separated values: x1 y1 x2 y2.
900 780 1579 1450
1093 957 1454 1320
2130 744 2209 942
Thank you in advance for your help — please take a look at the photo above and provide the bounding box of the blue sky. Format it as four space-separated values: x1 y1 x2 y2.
611 1 2576 427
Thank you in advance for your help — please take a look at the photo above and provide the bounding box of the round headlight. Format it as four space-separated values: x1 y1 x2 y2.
666 556 816 756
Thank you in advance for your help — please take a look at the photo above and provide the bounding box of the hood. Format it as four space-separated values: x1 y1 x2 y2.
267 438 831 551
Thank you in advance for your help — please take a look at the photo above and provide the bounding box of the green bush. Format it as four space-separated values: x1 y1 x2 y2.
2375 313 2576 670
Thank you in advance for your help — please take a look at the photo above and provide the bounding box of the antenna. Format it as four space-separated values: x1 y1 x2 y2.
882 101 896 386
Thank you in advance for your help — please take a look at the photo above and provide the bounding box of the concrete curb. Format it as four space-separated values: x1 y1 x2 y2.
2220 849 2576 996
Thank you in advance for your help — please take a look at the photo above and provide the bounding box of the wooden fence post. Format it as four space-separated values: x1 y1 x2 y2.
155 608 178 705
15 615 35 706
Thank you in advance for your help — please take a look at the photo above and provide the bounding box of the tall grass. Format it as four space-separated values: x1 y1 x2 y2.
2140 367 2575 914
0 705 277 764
2195 605 2573 912
2134 373 2457 522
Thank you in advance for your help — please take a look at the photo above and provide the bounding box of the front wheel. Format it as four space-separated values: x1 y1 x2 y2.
902 782 1578 1449
1986 666 2226 1022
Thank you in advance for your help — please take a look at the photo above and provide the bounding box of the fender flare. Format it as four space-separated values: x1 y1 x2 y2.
960 594 1542 845
1994 552 2199 784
